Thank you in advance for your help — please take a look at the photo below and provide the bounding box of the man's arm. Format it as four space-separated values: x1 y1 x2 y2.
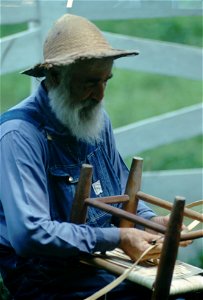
0 121 120 257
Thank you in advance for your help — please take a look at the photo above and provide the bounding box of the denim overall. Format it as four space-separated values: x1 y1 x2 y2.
0 102 194 299
0 108 145 299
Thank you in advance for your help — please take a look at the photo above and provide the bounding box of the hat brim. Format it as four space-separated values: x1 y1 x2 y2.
21 50 139 77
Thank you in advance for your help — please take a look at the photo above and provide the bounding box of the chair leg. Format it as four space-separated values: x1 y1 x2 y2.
70 164 93 224
120 157 143 227
151 196 185 300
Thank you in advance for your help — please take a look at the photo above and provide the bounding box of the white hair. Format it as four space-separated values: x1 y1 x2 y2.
47 66 104 144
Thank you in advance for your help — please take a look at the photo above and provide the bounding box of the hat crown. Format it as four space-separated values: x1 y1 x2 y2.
21 14 138 77
43 14 111 63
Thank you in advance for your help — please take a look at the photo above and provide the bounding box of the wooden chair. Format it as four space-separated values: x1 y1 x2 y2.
71 157 203 300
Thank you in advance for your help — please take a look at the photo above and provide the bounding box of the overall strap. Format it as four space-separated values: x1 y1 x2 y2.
0 109 42 128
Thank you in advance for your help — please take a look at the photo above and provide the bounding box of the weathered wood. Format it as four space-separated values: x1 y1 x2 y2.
0 0 67 25
0 28 41 75
85 197 203 240
180 230 203 241
142 168 203 203
70 164 93 224
37 1 68 43
1 0 202 25
137 191 203 222
85 197 167 233
1 30 202 80
114 104 202 157
0 0 39 24
95 195 129 204
120 157 143 227
68 0 202 20
152 197 185 300
104 33 202 80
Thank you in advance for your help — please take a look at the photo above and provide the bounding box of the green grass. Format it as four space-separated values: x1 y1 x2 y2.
94 16 202 47
125 135 203 171
104 68 202 128
0 72 30 112
0 23 27 37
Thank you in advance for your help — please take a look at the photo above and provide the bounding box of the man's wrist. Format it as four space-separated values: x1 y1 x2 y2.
93 227 120 253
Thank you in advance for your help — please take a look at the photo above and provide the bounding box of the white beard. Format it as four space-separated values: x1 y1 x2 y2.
48 84 104 144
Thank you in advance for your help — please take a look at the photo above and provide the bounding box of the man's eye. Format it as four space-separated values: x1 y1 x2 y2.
84 79 109 89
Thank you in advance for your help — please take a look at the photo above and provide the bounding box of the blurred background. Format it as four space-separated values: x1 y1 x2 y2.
1 8 202 172
0 0 202 268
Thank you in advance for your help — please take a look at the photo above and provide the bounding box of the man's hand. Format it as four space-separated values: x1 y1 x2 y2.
149 216 192 247
150 215 170 228
119 228 163 262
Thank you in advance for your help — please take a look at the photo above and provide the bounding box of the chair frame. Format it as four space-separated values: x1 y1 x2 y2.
70 157 203 300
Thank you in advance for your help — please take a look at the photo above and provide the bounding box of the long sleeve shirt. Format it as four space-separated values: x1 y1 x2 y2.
0 82 156 264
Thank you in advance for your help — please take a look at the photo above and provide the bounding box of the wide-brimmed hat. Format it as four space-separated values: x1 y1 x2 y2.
22 14 139 77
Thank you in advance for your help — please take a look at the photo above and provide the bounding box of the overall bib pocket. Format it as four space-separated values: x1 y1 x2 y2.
48 165 81 222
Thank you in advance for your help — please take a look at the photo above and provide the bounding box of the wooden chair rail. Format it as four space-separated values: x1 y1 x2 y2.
71 158 203 300
137 191 203 222
85 197 203 241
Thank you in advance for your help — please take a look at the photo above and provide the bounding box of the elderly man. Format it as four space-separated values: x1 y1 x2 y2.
0 14 186 300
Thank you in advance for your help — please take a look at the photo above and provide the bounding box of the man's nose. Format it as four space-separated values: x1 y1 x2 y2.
91 82 105 102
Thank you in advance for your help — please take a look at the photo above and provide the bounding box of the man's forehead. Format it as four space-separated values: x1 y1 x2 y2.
72 58 113 74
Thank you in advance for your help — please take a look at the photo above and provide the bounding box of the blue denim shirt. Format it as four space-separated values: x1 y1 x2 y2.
0 82 156 263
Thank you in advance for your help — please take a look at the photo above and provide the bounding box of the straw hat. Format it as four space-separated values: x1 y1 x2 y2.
22 14 139 77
